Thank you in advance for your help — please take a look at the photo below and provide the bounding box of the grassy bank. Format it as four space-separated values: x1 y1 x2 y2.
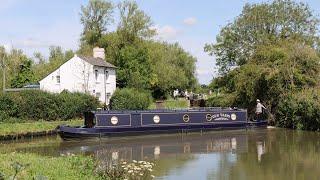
149 98 189 109
0 152 156 179
0 153 95 180
0 119 83 137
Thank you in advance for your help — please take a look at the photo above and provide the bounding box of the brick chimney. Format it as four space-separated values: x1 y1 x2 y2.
93 47 105 59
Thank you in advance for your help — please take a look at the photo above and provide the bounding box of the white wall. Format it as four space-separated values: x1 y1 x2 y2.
39 56 116 105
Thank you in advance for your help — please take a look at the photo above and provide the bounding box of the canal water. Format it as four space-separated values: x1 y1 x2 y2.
1 128 320 180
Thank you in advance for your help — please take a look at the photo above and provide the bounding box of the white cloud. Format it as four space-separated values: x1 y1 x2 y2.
151 25 181 40
183 17 197 26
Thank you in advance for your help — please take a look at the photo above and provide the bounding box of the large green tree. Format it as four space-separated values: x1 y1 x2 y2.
206 0 320 130
205 0 320 74
80 0 114 46
78 0 197 98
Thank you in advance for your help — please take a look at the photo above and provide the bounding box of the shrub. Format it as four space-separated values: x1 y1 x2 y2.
0 90 100 121
0 94 18 117
276 88 320 131
14 91 61 120
58 91 100 120
110 88 152 110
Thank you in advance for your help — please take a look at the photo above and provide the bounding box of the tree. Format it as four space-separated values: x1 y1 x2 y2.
80 0 114 46
33 52 45 64
205 0 320 74
10 57 35 88
117 0 156 44
207 40 320 123
116 44 152 89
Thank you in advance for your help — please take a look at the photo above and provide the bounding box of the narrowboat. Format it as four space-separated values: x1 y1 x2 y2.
57 107 267 140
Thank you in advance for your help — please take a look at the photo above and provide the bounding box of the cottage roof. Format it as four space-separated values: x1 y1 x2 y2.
78 55 116 68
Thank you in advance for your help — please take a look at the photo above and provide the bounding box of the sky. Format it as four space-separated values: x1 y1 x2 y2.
1 0 320 84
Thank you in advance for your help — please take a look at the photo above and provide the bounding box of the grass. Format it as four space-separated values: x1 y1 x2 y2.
0 119 83 136
149 98 189 109
0 152 157 180
0 152 95 180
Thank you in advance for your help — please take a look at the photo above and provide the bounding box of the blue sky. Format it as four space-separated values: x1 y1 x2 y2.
1 0 320 84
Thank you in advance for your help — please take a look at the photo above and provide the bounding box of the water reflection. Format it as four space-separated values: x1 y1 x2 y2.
2 129 320 180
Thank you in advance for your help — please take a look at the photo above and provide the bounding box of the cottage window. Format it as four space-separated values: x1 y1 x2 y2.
56 75 60 84
105 70 109 82
96 92 101 98
95 69 98 81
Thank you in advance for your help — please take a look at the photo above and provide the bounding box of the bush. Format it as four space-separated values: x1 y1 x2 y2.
0 94 18 117
0 90 100 121
58 91 100 120
276 88 320 131
110 88 152 110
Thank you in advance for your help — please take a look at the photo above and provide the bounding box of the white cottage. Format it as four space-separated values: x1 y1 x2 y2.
39 47 116 105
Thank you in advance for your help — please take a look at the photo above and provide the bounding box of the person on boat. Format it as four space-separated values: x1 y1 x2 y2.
255 99 266 122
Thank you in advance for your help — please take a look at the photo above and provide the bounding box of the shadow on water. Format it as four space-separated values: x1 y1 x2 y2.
1 129 320 179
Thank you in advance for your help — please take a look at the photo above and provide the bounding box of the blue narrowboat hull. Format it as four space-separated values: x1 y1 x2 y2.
57 108 267 140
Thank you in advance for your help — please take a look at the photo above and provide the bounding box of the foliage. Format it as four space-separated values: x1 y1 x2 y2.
205 0 320 130
78 0 197 98
10 57 35 88
110 88 152 110
0 90 99 121
208 40 320 128
117 0 156 44
80 0 114 46
147 42 197 98
58 90 100 120
116 44 152 89
205 0 320 74
276 89 320 130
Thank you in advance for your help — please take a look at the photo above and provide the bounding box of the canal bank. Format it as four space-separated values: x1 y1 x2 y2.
0 119 82 141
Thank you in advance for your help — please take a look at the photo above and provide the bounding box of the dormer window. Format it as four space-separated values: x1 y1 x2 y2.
95 69 98 80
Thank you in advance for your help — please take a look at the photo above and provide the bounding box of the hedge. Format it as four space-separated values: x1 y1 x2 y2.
110 88 152 110
0 90 100 122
